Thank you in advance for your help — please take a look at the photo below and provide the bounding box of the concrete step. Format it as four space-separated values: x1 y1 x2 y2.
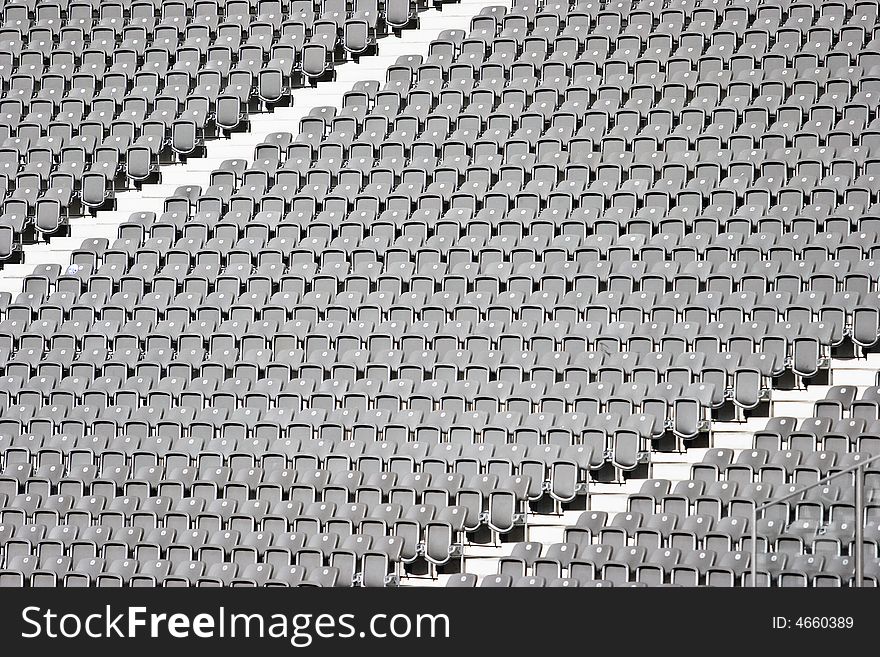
588 492 630 513
832 366 878 387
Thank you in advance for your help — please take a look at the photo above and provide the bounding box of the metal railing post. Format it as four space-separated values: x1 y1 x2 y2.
855 463 864 588
751 504 758 588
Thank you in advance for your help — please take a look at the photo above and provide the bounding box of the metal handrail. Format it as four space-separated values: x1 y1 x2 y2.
749 451 880 587
752 452 880 512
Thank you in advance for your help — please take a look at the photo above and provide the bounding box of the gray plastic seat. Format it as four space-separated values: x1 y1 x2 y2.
343 20 371 55
386 0 415 30
302 44 328 81
446 573 477 587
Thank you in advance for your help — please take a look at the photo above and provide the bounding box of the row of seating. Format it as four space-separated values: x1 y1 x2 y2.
450 544 875 586
0 557 385 587
0 443 592 497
